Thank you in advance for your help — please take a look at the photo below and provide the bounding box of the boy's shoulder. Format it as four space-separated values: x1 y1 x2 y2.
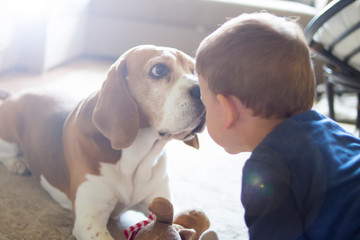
249 110 360 168
264 110 353 147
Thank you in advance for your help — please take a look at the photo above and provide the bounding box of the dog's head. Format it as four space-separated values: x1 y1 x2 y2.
93 45 206 150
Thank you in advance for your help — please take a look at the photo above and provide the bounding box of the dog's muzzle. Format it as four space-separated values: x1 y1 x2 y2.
158 85 206 139
191 112 206 135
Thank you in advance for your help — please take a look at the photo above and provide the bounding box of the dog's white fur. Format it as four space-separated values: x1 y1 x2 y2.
0 45 205 239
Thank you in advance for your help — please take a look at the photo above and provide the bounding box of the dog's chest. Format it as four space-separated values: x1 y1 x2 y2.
81 128 167 206
118 128 165 178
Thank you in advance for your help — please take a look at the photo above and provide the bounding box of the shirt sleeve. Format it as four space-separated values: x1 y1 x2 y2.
242 156 306 240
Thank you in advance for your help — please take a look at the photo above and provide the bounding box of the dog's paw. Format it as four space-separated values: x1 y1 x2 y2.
2 157 30 175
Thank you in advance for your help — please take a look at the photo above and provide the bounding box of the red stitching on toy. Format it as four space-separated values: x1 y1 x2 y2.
124 213 156 240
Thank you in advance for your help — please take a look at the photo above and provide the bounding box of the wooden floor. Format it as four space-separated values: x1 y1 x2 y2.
0 58 249 240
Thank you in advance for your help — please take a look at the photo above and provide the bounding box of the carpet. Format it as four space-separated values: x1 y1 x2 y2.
0 165 74 240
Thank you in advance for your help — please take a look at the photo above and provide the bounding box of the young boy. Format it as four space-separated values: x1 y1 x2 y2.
196 12 360 240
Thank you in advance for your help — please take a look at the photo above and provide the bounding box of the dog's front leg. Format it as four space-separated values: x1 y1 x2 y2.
72 177 117 240
133 176 172 216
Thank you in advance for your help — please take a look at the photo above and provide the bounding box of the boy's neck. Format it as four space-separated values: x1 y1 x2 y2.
244 115 285 151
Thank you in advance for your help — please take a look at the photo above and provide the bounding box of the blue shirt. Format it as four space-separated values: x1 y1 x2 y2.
242 110 360 240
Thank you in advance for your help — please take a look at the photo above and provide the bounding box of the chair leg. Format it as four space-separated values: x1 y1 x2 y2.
326 81 335 120
357 93 360 136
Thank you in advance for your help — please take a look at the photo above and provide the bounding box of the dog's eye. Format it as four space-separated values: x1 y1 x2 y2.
149 63 168 79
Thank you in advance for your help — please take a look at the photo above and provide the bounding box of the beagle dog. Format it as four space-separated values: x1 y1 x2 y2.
0 45 205 240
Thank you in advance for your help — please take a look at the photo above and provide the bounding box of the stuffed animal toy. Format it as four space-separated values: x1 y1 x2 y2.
124 197 219 240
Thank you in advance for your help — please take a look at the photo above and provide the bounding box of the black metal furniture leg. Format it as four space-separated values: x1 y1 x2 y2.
357 93 360 136
326 80 335 120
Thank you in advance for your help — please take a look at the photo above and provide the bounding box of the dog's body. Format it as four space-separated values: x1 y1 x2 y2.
0 45 205 240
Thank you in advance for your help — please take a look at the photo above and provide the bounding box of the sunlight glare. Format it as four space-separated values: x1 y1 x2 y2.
3 0 90 19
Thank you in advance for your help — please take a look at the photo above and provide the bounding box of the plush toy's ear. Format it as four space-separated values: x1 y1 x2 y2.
148 197 174 224
93 57 139 150
179 229 196 240
183 134 200 149
198 230 219 240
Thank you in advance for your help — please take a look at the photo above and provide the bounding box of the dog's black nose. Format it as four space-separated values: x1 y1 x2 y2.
190 86 201 99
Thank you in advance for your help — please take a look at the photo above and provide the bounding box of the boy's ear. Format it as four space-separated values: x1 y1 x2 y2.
217 94 239 129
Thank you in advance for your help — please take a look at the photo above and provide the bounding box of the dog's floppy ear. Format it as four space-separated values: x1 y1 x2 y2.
183 134 200 149
92 57 139 150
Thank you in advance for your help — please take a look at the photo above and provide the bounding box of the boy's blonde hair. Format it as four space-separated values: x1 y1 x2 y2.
196 12 315 118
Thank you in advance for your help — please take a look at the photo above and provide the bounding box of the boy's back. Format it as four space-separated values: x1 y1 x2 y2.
242 110 360 239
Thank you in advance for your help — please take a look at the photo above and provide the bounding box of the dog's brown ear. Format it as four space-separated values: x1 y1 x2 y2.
93 57 139 150
183 134 200 149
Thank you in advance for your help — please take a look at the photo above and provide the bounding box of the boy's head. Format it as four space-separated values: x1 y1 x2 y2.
196 12 315 119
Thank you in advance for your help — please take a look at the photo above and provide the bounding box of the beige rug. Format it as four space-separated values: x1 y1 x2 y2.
0 165 74 240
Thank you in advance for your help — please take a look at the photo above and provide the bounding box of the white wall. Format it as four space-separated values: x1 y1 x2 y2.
84 0 316 59
0 0 89 74
0 0 319 74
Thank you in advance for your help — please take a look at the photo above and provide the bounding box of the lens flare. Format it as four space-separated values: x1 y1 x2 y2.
244 170 274 197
